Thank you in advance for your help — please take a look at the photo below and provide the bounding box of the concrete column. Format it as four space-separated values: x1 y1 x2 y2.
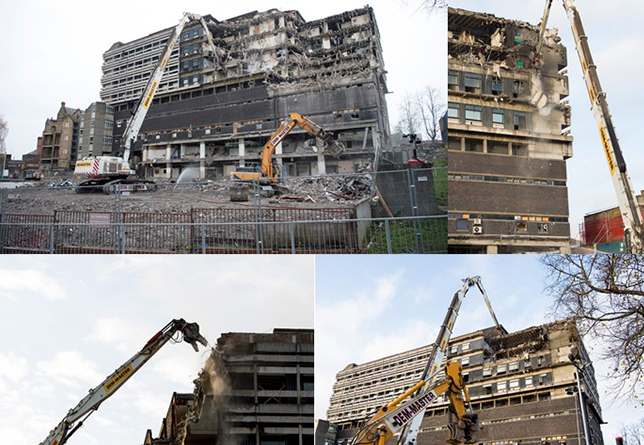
239 138 245 167
180 144 186 158
460 136 466 151
483 139 488 153
199 141 206 179
165 145 172 179
486 245 498 254
142 147 148 162
165 145 172 160
316 138 326 175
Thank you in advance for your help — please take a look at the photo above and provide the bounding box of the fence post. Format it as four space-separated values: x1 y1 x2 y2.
406 169 422 251
201 224 206 254
0 189 6 252
49 224 55 254
254 179 263 254
289 222 296 254
385 219 392 254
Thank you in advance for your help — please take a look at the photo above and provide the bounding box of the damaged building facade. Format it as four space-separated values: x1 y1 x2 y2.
38 102 81 174
144 329 314 445
447 8 573 253
101 7 390 180
326 320 604 445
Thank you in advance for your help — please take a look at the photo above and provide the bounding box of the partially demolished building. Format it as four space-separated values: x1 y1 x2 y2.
101 8 390 180
327 320 604 445
144 328 314 445
447 8 573 253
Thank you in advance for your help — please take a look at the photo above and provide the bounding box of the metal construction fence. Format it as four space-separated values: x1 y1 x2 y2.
0 215 447 254
0 168 446 254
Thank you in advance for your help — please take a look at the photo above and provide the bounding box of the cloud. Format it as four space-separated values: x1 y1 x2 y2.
35 351 103 389
87 317 150 353
0 269 66 300
0 351 29 383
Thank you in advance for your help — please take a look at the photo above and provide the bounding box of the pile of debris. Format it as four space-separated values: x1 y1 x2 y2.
278 174 374 202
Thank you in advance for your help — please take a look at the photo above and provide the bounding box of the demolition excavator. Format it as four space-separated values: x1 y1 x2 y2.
230 113 346 183
535 0 644 252
38 319 208 445
351 276 503 445
74 13 217 194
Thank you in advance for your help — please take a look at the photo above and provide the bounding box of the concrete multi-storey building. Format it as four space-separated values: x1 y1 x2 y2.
100 7 390 180
144 328 314 445
77 102 115 159
327 320 604 445
39 102 81 173
447 8 573 253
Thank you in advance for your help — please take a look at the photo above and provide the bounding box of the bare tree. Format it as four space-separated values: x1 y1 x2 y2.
420 0 447 13
0 115 7 154
620 418 644 445
416 86 445 141
396 94 420 136
540 255 644 403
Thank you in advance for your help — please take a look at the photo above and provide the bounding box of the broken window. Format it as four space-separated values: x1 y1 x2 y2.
464 139 484 152
448 71 460 91
464 74 482 93
465 105 482 122
462 343 470 352
490 78 503 95
513 112 527 130
450 345 459 354
497 364 507 374
525 376 534 386
483 368 492 377
483 384 492 395
512 143 528 156
461 357 470 366
516 222 528 232
512 80 525 98
448 103 460 119
488 142 509 155
497 381 507 391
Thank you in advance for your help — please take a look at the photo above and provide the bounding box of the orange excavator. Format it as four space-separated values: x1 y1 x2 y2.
230 113 345 183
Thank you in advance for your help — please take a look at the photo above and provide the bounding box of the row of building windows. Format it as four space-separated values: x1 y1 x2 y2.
181 27 204 42
106 37 169 62
449 213 569 223
449 174 566 187
448 102 528 131
181 42 202 57
180 58 204 73
449 70 527 98
448 137 530 156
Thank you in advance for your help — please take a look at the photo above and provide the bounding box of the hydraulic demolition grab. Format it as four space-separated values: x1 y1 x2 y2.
351 276 503 445
231 113 346 182
536 0 644 252
39 319 208 445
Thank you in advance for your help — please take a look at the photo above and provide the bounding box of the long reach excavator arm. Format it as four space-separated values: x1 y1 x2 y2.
39 319 208 445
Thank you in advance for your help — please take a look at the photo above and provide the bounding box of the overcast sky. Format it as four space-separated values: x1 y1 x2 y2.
450 0 644 237
316 255 644 442
0 0 445 156
0 255 313 445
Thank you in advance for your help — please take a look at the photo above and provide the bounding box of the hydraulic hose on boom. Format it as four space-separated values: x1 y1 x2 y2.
535 0 644 252
39 319 208 445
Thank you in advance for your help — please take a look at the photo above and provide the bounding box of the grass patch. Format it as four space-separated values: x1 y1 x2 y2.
432 159 447 209
363 218 447 253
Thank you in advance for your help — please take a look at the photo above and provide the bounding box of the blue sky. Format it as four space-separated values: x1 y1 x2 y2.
450 0 644 237
0 255 313 445
315 255 644 441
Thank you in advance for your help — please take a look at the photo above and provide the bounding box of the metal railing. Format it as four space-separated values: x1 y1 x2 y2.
0 168 447 254
0 216 447 254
